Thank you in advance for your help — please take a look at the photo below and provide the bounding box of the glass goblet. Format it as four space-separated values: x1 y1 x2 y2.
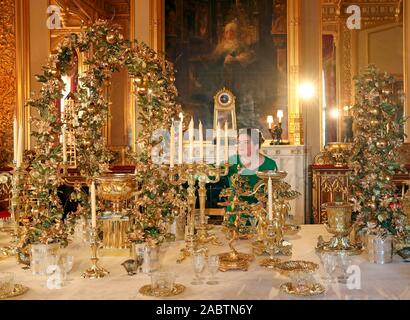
319 252 337 283
60 255 74 283
206 255 220 285
191 253 205 285
336 252 352 284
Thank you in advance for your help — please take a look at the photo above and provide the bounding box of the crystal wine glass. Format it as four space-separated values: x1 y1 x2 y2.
206 255 220 285
320 252 337 283
336 252 352 284
59 255 74 284
191 253 205 285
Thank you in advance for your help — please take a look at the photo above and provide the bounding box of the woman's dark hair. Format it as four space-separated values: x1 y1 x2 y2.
238 128 265 147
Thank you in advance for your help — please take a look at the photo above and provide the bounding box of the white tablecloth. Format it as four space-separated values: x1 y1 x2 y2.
1 225 409 300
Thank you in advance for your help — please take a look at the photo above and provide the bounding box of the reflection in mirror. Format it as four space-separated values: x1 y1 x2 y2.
49 0 132 166
322 34 338 145
321 0 404 147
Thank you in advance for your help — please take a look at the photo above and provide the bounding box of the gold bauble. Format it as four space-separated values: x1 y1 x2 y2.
83 138 92 148
367 202 377 210
134 76 143 86
376 139 387 149
171 207 179 216
50 68 59 76
370 108 379 116
138 86 147 96
87 103 95 114
370 119 379 126
106 31 116 44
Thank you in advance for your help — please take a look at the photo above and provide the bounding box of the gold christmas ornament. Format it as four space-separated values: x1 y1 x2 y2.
83 138 93 148
376 139 387 149
134 75 143 85
106 31 116 44
138 86 147 96
87 103 96 114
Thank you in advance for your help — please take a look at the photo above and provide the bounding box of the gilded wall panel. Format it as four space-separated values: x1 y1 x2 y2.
0 0 16 166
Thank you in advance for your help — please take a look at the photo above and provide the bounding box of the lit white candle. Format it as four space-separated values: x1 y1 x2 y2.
189 117 194 162
277 110 284 124
267 115 273 129
216 122 220 166
268 177 273 221
13 117 18 164
170 121 175 168
91 181 97 228
16 125 24 168
62 125 67 164
199 121 204 163
178 112 183 164
224 121 228 163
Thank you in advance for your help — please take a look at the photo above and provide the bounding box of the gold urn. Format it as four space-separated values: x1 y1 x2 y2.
316 202 362 255
95 174 136 253
325 142 352 167
95 174 136 214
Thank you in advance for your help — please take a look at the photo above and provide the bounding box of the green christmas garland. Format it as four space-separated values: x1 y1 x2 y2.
19 20 185 248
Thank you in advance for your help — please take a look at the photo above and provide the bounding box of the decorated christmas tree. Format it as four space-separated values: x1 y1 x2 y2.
350 65 409 239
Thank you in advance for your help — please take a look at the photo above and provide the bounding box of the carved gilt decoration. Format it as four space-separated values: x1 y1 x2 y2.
0 0 16 167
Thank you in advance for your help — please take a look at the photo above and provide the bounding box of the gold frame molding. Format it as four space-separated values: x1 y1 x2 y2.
16 0 31 150
404 0 410 142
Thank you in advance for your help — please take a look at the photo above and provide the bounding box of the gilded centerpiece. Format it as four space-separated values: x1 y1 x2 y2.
316 202 362 255
96 174 136 214
95 174 136 252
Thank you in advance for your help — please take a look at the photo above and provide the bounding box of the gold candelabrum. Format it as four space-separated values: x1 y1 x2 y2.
249 171 301 266
81 226 110 278
217 170 257 271
316 202 362 255
167 163 229 263
196 164 229 246
218 195 254 272
1 164 25 258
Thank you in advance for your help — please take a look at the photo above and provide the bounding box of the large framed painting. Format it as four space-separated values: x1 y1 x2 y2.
165 0 288 138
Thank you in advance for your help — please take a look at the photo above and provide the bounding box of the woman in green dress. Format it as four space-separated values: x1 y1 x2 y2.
227 128 278 193
224 129 278 226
